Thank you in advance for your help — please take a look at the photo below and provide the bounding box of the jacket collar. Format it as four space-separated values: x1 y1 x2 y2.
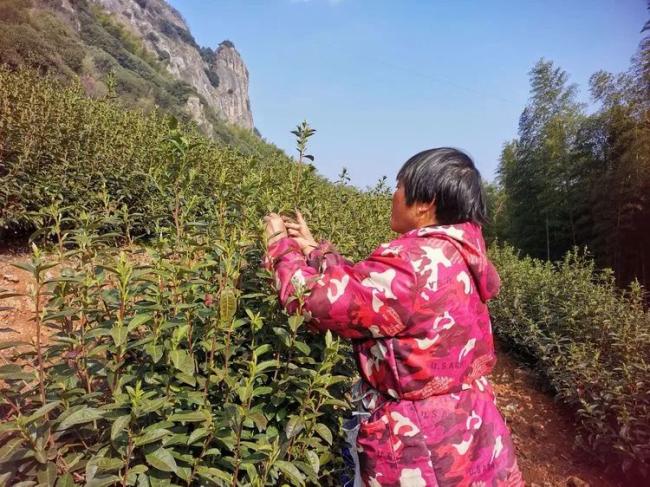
400 222 475 241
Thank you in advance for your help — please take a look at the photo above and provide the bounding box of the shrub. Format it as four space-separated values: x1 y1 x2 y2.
489 244 650 479
0 68 392 256
0 68 396 485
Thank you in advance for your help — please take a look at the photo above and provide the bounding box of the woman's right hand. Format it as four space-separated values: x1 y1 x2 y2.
283 210 318 255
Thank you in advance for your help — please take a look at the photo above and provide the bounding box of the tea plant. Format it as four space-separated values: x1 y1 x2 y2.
0 68 398 485
489 244 650 480
0 193 357 486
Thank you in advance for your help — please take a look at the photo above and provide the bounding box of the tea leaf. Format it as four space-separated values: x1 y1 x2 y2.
275 460 305 486
134 429 172 447
145 447 178 474
0 437 24 458
36 462 57 487
305 450 320 475
0 364 33 381
111 415 131 441
25 401 61 424
57 407 104 431
169 349 195 376
55 473 75 487
313 423 333 445
285 416 304 439
128 313 153 332
168 411 207 423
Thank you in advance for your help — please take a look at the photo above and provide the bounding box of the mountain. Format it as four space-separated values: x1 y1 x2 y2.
0 0 254 136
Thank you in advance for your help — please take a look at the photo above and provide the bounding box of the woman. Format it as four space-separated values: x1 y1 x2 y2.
263 148 523 487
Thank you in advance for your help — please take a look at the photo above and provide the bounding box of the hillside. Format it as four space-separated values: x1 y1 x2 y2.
0 0 254 139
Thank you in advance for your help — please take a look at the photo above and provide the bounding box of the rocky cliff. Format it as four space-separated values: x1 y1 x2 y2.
92 0 254 131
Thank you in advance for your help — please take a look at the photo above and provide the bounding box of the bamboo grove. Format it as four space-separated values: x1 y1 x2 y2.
489 20 650 290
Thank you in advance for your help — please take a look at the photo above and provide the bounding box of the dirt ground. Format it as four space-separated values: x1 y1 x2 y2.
490 344 621 487
0 250 624 486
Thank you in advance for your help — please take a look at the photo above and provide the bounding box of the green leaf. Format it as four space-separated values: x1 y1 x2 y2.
288 315 304 333
247 410 268 431
110 326 127 347
285 416 304 439
162 433 189 447
12 481 38 487
324 330 333 348
294 341 311 356
111 415 130 441
275 460 305 486
94 457 125 472
0 341 29 351
196 466 232 483
10 262 34 273
256 360 277 373
174 371 196 386
253 344 272 358
305 450 320 475
57 407 103 431
252 386 272 397
55 473 74 487
25 401 61 424
134 429 171 447
169 349 194 375
86 475 121 487
0 364 33 381
0 437 24 459
313 423 333 445
168 411 207 423
0 422 19 434
127 313 153 332
187 427 208 446
139 398 167 415
145 343 163 363
0 472 12 486
129 465 148 475
145 447 177 474
36 462 57 487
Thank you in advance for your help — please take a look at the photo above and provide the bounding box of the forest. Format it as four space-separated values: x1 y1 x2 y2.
487 28 650 290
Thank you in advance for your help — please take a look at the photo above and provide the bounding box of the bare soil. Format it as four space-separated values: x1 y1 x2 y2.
490 343 622 487
0 250 625 486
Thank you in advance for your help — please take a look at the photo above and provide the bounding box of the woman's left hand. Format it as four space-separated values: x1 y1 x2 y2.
263 212 288 246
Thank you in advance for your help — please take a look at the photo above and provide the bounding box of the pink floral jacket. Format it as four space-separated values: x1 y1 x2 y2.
265 223 523 486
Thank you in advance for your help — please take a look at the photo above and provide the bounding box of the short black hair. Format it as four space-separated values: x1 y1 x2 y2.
396 147 487 226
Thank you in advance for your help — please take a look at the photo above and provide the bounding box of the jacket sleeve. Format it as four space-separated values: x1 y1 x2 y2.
264 237 415 339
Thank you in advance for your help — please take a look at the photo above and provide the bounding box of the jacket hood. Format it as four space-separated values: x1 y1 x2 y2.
402 222 501 302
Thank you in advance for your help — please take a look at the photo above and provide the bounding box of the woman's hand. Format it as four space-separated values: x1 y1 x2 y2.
283 210 318 256
263 212 288 246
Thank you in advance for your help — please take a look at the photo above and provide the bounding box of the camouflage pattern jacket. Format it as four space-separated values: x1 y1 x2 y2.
265 222 523 486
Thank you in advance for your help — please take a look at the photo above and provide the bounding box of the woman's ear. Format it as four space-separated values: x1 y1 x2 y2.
415 199 437 225
416 200 435 216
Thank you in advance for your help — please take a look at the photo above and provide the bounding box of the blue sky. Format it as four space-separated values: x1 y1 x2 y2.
168 0 646 188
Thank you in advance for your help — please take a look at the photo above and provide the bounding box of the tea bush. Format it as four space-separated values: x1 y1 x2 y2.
0 67 392 255
0 67 393 485
0 210 356 486
489 244 650 479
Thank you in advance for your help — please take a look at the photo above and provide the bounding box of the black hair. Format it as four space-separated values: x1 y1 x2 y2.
396 147 487 226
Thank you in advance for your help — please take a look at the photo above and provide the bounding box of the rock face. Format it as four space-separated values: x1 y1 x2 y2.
92 0 253 131
212 43 253 129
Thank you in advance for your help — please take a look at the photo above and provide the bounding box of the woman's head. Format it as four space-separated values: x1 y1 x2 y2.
390 147 487 234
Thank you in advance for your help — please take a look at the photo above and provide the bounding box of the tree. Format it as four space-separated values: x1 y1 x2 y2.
497 59 586 261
